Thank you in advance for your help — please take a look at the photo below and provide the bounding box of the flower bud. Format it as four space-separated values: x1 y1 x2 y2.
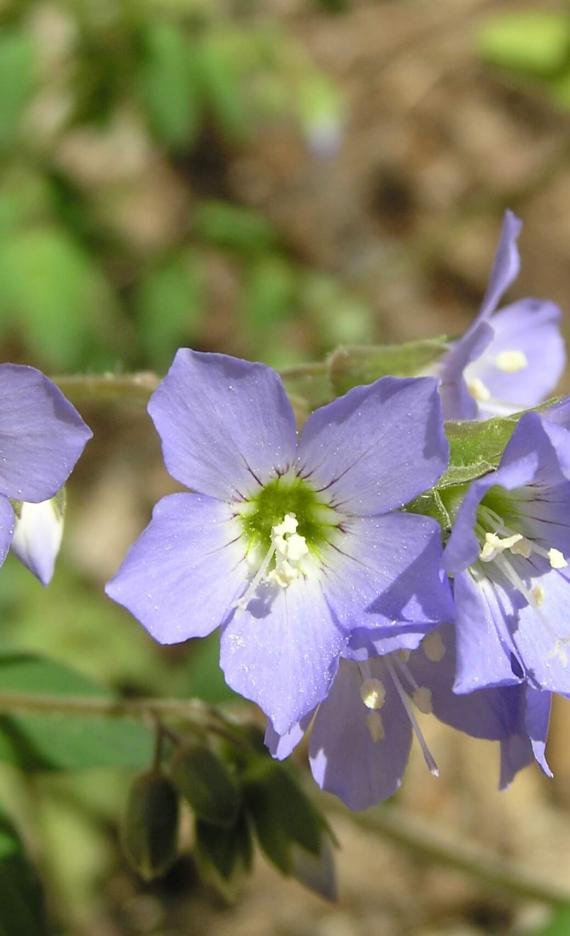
170 744 240 828
121 771 179 880
11 490 66 585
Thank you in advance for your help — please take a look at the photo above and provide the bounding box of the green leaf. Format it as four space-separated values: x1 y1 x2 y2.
328 338 448 396
533 905 570 936
171 744 241 827
405 490 451 531
0 652 154 771
281 362 333 410
479 13 570 79
438 415 520 489
243 256 295 347
0 227 117 370
135 252 203 369
0 808 50 935
197 37 248 140
0 31 35 150
244 760 326 874
194 809 253 886
139 22 200 147
290 836 337 902
193 200 278 253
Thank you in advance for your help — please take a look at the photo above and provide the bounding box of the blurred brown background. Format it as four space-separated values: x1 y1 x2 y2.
2 0 570 933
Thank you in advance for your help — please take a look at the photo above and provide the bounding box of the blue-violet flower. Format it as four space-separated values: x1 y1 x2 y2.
0 364 91 582
438 211 565 421
106 349 453 734
266 624 550 809
444 409 570 695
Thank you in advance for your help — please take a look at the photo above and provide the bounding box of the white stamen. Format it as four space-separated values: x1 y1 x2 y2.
532 584 546 607
549 548 567 570
476 505 570 665
467 377 491 402
385 659 439 777
495 350 528 373
511 537 532 558
397 650 411 662
234 541 276 611
413 687 433 715
267 514 309 588
366 711 385 743
422 630 446 662
272 513 298 537
360 677 386 711
480 531 523 562
235 512 309 608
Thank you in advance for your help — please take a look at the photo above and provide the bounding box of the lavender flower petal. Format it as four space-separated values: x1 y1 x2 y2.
0 495 15 566
0 365 91 502
308 659 413 810
148 350 298 501
297 377 448 516
324 512 453 632
220 575 345 735
105 493 245 643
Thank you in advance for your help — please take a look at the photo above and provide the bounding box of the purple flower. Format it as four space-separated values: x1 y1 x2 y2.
438 211 565 421
444 409 570 695
106 349 452 734
0 365 91 582
266 624 549 810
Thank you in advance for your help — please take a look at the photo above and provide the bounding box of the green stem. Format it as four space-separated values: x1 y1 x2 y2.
54 373 160 406
1 689 568 905
54 364 328 417
0 691 228 725
330 801 570 908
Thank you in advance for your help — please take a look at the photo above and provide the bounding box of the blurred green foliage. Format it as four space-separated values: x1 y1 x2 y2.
479 11 570 109
0 0 367 376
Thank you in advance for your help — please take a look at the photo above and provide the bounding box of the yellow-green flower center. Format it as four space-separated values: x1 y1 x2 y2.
238 476 338 558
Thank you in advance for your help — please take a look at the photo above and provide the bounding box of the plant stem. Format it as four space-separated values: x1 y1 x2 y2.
1 688 568 905
329 800 570 908
0 691 226 724
54 373 160 406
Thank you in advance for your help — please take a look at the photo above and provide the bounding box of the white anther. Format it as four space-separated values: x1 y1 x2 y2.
549 548 567 570
467 377 491 402
360 677 386 711
413 687 433 715
285 533 309 562
267 513 308 588
480 531 523 562
422 630 446 662
272 513 298 538
366 711 385 743
268 559 298 588
532 584 546 607
495 350 528 373
511 536 532 558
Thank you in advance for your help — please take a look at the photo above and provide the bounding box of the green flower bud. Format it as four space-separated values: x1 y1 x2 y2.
170 744 240 828
121 771 179 881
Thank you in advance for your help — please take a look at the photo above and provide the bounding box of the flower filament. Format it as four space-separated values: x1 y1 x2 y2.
474 495 569 664
357 657 439 776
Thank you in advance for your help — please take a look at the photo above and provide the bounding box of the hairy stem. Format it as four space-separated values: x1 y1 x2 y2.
329 800 570 908
0 691 228 725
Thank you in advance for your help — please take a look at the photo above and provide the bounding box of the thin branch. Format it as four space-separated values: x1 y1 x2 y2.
0 691 225 724
329 800 570 908
54 372 160 406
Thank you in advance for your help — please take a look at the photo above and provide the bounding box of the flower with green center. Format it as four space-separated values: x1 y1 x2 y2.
106 349 452 734
437 210 565 421
443 409 570 695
